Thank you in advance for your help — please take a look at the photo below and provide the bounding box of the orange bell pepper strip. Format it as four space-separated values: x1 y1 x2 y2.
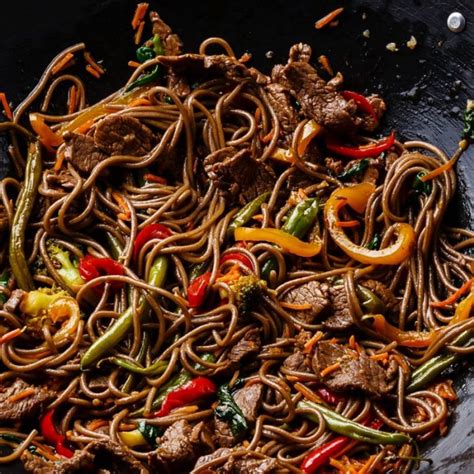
365 314 435 348
234 227 322 257
449 288 474 326
324 183 416 265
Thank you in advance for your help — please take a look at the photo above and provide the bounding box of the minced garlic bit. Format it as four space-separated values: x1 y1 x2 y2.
386 42 399 52
362 29 370 38
407 35 417 49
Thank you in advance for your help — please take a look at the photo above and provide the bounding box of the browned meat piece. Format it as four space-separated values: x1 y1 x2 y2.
289 43 312 63
3 288 26 313
324 283 353 330
194 448 276 473
150 420 205 471
63 132 108 174
282 280 331 324
235 456 277 473
22 449 94 474
279 61 360 133
312 341 395 396
325 156 344 176
228 328 262 363
150 11 183 56
194 448 233 472
384 151 400 170
94 115 154 156
283 350 310 373
360 94 387 132
0 379 56 422
215 417 237 448
362 164 379 184
361 279 399 313
265 83 298 139
204 147 276 205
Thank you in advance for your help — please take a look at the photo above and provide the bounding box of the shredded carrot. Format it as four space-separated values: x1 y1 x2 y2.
85 64 102 79
51 52 74 75
144 173 167 184
134 20 146 45
112 191 131 221
348 335 356 349
431 277 474 308
261 129 275 144
330 457 358 473
170 405 200 415
87 419 108 431
128 60 142 68
318 55 334 75
391 354 410 374
370 351 389 362
320 362 341 377
67 85 77 115
31 442 59 462
336 219 360 228
75 118 94 134
255 107 262 124
358 454 377 474
432 380 458 401
315 7 344 30
84 51 105 75
129 98 152 107
303 330 324 353
0 93 13 120
30 113 63 151
53 150 65 172
0 327 24 344
294 382 324 404
131 2 149 30
239 52 252 63
251 214 264 222
280 301 313 311
216 264 241 284
6 387 35 403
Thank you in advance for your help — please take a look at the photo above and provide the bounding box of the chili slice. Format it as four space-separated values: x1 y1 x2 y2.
326 131 395 159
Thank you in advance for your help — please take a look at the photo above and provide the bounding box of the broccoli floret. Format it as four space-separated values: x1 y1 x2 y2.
229 274 266 315
47 241 84 291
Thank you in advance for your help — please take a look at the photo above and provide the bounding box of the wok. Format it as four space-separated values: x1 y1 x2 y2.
0 0 473 472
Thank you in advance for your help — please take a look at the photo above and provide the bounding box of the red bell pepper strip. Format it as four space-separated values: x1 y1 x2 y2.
188 271 212 308
153 376 216 417
78 255 125 293
40 409 74 458
326 131 396 160
133 223 172 260
316 387 343 405
341 90 378 122
219 252 253 271
300 416 382 473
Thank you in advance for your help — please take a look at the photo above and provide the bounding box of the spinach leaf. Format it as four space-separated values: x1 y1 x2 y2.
138 421 163 448
367 233 381 250
412 171 432 196
215 384 248 436
337 159 369 181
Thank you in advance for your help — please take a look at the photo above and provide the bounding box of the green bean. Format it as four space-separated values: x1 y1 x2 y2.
106 232 123 260
298 400 411 444
111 357 168 375
281 198 319 239
356 285 385 313
227 192 270 237
9 141 42 290
80 256 168 369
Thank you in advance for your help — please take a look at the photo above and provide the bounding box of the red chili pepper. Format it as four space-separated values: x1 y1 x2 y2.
316 387 343 405
134 223 172 260
40 409 74 458
326 131 396 160
153 376 216 417
79 255 125 293
341 90 378 122
188 271 212 308
219 252 253 270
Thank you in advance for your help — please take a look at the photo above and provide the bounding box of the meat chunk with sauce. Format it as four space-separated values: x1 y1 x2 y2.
324 283 353 330
265 83 298 140
283 350 310 373
150 10 183 56
312 341 395 396
228 328 262 363
289 43 312 64
0 379 56 422
204 147 276 205
63 132 108 174
3 289 26 313
94 115 154 156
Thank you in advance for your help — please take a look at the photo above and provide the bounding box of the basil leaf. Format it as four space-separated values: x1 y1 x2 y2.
337 159 369 181
367 233 381 250
215 384 248 436
138 421 163 448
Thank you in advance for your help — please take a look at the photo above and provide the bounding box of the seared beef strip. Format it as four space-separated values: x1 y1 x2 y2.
0 379 56 422
312 341 395 396
228 328 262 363
204 147 276 205
360 94 387 132
194 448 276 473
3 289 26 313
63 132 108 174
264 83 298 139
288 43 312 63
283 350 310 373
324 283 353 330
94 115 154 156
22 450 94 474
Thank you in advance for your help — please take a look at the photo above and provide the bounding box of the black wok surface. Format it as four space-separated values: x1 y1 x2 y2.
1 0 473 472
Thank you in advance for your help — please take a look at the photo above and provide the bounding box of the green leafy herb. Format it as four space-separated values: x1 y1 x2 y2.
138 421 163 448
0 434 21 443
0 271 8 305
152 35 164 56
125 66 160 92
337 159 370 181
412 171 432 196
136 46 155 63
462 99 474 141
215 384 248 436
367 233 381 250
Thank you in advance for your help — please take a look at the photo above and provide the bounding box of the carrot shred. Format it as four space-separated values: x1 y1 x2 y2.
0 93 13 120
131 2 149 30
54 150 66 172
0 328 24 344
31 442 60 462
261 129 275 144
391 354 410 374
370 351 389 362
112 191 131 221
85 64 102 79
303 330 324 354
348 335 356 349
315 7 344 30
144 173 167 184
128 60 142 68
128 98 152 107
251 214 264 222
7 387 35 403
134 20 146 45
294 382 324 404
87 419 108 431
335 219 360 228
84 51 105 75
75 118 95 134
320 362 341 377
280 301 313 311
51 52 74 75
431 277 474 308
255 107 262 124
358 454 377 474
30 114 63 150
318 55 334 75
67 85 77 115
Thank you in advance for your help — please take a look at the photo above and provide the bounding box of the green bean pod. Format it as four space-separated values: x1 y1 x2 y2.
227 192 270 237
298 400 411 445
9 141 42 290
282 197 319 239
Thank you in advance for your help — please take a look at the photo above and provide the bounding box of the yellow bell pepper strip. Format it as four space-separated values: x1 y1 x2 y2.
449 288 474 326
234 227 322 258
19 289 66 317
324 183 416 265
363 314 434 348
297 120 324 156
